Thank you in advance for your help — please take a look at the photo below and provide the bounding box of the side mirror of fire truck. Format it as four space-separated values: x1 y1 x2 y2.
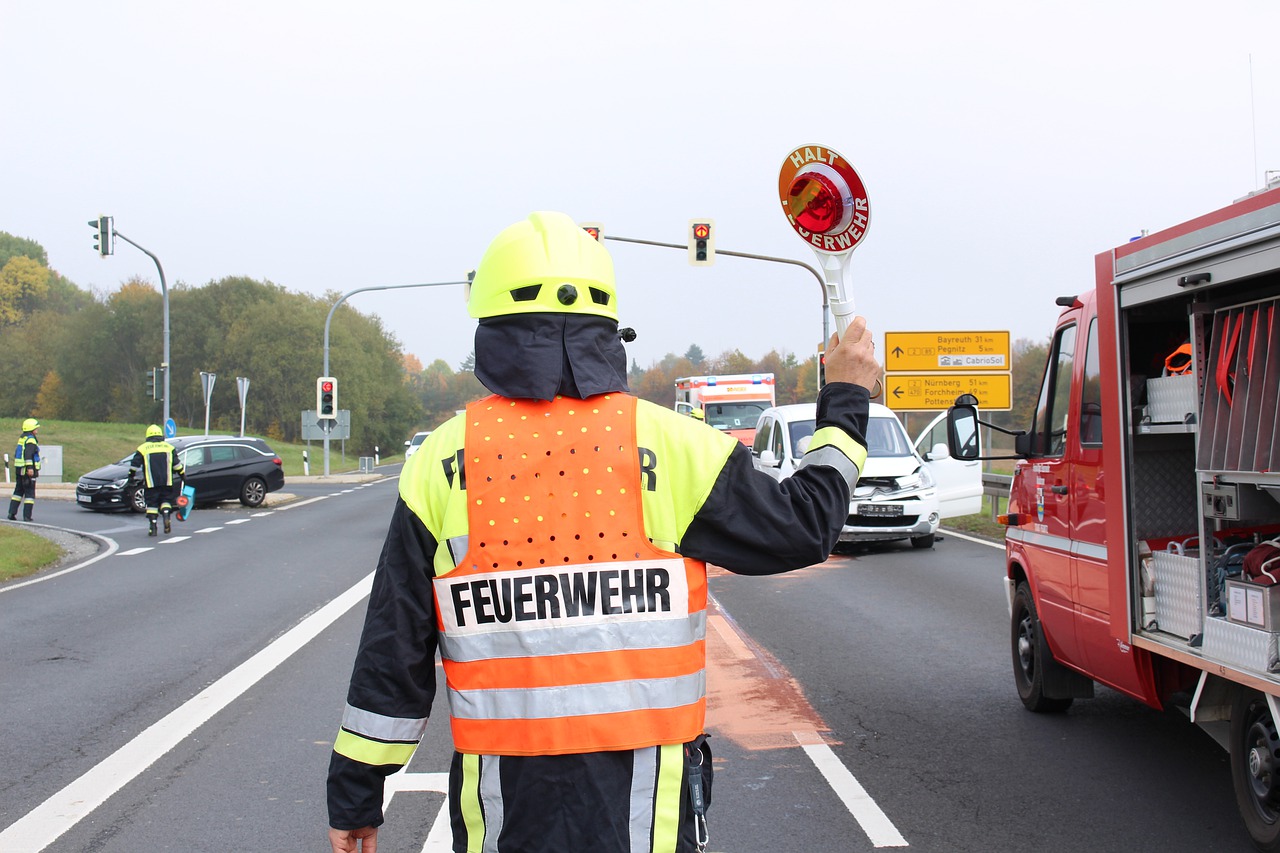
946 394 1027 461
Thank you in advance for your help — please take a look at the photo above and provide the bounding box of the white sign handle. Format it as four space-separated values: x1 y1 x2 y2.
818 251 856 338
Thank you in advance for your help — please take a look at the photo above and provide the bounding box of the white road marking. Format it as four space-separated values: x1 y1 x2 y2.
275 496 329 511
158 536 191 544
939 527 1004 550
795 731 908 847
194 527 222 534
251 511 273 517
225 519 251 525
0 571 376 852
117 547 153 556
382 771 450 853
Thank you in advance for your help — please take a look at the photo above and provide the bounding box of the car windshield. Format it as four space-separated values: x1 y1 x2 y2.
867 416 913 457
704 402 768 431
410 433 428 446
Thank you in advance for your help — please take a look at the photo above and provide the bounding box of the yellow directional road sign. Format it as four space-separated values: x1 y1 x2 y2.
884 373 1012 412
885 331 1010 372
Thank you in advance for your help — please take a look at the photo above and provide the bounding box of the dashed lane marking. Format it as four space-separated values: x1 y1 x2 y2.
158 536 191 544
194 527 222 534
117 547 152 556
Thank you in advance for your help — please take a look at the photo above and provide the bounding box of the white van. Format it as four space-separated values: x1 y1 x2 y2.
751 402 982 549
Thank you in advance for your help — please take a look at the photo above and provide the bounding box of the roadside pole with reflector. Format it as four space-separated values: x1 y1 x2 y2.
777 144 871 339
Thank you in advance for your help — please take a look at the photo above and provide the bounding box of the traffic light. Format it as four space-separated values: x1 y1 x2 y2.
317 376 337 421
144 368 156 400
688 220 714 266
88 215 114 256
580 222 604 242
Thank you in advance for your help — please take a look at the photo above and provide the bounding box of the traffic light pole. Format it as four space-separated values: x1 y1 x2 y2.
601 235 833 385
112 230 171 425
321 280 468 476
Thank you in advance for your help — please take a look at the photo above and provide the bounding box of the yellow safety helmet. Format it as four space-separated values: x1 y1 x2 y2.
145 424 164 439
22 418 39 432
468 211 618 322
690 408 705 420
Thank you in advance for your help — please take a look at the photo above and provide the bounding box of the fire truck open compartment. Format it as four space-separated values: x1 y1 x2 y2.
1118 231 1280 673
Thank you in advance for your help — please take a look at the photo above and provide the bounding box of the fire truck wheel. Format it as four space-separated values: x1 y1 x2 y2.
1011 581 1072 713
1231 688 1280 851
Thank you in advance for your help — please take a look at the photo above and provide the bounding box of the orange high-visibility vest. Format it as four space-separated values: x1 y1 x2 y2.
434 393 708 756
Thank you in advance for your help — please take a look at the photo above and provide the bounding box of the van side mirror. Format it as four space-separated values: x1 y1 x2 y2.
758 449 781 468
927 442 951 462
946 404 981 460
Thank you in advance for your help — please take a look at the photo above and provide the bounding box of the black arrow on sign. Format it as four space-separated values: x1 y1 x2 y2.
892 386 903 398
892 346 904 358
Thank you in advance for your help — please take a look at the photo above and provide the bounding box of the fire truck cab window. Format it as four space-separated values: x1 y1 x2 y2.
1080 318 1103 445
1031 323 1077 456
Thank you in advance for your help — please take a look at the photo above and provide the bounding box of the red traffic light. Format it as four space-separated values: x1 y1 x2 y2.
692 223 710 240
582 226 601 240
320 380 334 393
787 173 844 234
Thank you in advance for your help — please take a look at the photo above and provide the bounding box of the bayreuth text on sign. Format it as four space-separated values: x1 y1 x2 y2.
884 373 1012 412
884 330 1010 372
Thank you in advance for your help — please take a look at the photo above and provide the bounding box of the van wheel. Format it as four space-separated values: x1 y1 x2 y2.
910 534 935 549
1011 581 1073 713
239 476 267 507
1231 689 1280 851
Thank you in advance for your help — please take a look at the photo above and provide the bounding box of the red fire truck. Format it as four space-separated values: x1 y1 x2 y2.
948 181 1280 850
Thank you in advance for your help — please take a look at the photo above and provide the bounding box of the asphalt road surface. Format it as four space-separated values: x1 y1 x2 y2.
0 473 1255 852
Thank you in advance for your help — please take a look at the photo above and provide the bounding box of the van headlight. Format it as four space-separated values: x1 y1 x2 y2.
894 467 934 492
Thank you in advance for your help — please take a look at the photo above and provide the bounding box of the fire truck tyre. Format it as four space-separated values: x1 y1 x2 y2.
1011 582 1073 713
1231 688 1280 851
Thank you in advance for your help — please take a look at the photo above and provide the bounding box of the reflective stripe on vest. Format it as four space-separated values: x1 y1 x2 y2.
436 393 707 756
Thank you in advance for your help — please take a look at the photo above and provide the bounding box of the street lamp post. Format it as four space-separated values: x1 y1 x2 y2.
107 228 171 425
601 235 831 384
322 281 468 476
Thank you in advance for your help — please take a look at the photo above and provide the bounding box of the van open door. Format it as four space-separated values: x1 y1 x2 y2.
914 410 982 518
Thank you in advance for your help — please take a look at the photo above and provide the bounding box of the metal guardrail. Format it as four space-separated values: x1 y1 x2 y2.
983 472 1014 520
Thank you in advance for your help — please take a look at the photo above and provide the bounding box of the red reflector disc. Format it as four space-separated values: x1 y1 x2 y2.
788 173 843 234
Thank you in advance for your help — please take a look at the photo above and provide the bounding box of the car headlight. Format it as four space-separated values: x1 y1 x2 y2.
894 466 935 491
109 476 131 488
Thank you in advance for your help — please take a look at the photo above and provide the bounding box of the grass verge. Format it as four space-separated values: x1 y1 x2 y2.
941 496 1008 542
0 526 61 581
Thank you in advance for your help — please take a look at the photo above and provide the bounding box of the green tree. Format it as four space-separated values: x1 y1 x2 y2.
0 232 48 269
684 344 705 369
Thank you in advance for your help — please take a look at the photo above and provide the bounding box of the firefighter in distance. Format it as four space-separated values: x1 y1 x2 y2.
129 424 185 536
7 417 41 522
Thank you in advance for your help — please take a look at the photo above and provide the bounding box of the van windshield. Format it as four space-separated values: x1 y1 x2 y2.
704 402 769 431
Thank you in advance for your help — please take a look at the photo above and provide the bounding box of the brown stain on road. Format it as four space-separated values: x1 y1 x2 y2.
704 563 836 751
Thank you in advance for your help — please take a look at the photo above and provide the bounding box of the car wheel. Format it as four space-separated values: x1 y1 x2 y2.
239 476 267 507
1231 688 1280 851
910 534 935 549
128 484 146 514
1011 581 1073 713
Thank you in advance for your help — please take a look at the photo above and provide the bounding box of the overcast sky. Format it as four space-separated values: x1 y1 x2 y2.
5 1 1279 378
